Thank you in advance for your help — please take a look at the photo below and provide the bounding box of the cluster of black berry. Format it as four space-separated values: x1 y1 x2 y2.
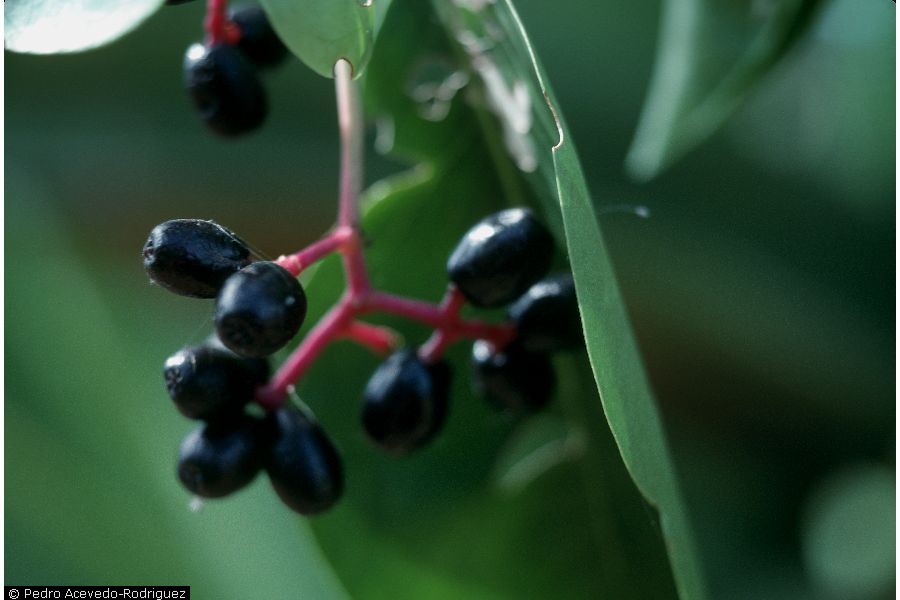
144 207 580 515
450 209 580 408
145 219 341 514
362 208 582 455
177 2 288 135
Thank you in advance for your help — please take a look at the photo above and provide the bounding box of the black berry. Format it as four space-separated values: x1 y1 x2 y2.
164 344 266 421
508 274 582 352
177 415 268 498
143 219 251 298
230 5 289 68
266 407 344 515
471 340 555 412
215 261 307 357
447 208 554 307
361 350 450 454
204 334 271 386
184 42 267 136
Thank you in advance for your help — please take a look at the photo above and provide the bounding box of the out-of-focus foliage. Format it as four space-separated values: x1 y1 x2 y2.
5 0 894 598
627 0 824 180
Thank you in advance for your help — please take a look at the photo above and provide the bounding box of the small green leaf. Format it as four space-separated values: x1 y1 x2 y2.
626 0 824 180
259 0 384 78
5 0 165 54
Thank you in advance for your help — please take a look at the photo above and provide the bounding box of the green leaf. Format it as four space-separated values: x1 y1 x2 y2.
258 0 384 78
5 0 165 54
282 1 704 598
626 0 824 180
433 1 708 598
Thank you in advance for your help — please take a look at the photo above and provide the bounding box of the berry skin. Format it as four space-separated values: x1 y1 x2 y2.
184 42 267 136
471 340 555 412
508 274 582 352
204 334 271 386
215 261 307 358
361 350 450 454
229 5 289 68
164 344 267 421
266 407 344 515
447 208 554 308
143 219 251 298
177 415 268 498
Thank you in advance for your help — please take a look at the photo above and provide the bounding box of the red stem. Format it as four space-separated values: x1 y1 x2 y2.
204 0 229 46
334 59 362 229
256 300 354 409
275 227 352 276
341 321 400 355
252 61 517 408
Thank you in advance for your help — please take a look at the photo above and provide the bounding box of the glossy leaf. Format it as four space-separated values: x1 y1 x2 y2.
258 0 383 78
277 0 699 598
433 1 708 597
626 0 824 180
5 0 165 54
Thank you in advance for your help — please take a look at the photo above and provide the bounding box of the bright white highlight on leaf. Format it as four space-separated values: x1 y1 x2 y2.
447 0 538 173
474 55 537 172
407 58 469 122
5 0 165 54
374 116 395 155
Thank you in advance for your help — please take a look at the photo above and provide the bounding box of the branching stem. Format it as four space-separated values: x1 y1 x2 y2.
254 59 517 408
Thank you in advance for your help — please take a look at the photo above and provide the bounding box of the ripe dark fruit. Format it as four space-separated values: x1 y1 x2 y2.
184 42 267 136
230 5 289 68
508 274 582 352
447 208 554 307
164 344 265 421
471 340 555 412
143 219 251 298
266 407 344 515
215 261 307 357
177 416 267 498
361 350 450 454
204 334 271 386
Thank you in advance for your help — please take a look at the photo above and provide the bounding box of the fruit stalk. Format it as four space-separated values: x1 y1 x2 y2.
275 226 352 276
341 321 400 354
334 59 371 295
335 59 363 230
256 300 353 408
252 59 518 408
204 0 229 46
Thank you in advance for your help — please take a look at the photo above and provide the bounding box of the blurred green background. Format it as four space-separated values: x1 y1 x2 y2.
5 0 894 598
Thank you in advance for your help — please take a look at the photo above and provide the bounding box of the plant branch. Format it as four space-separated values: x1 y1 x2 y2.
253 61 517 408
204 0 229 46
335 59 363 229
